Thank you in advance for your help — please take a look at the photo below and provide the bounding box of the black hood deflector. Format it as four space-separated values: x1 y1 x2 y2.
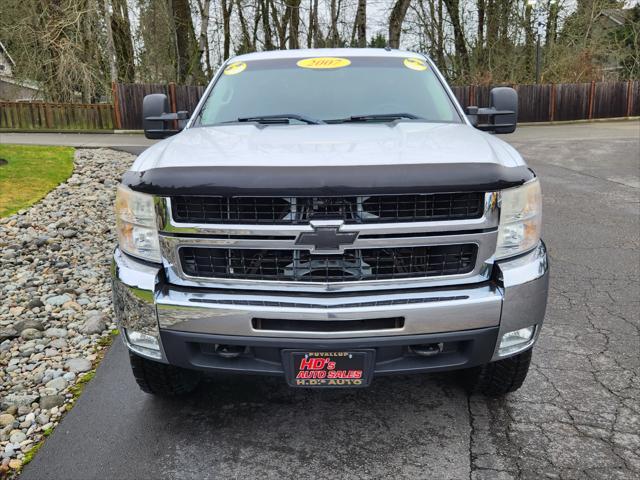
122 163 535 196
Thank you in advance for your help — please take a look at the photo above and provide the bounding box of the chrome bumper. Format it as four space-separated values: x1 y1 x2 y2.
112 242 549 364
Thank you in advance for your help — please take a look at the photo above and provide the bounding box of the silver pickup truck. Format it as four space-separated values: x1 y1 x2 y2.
112 48 548 396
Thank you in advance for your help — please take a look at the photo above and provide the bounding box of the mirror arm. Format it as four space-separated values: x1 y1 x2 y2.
466 105 517 133
474 107 516 116
145 110 189 122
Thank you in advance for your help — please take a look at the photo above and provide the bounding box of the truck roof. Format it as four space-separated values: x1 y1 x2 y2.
229 48 429 63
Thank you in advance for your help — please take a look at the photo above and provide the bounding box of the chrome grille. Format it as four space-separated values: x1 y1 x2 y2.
171 193 484 224
179 245 477 282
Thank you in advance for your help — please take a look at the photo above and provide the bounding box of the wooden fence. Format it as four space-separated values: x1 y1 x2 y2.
113 80 637 128
451 80 639 122
0 102 114 130
1 80 637 131
113 82 206 130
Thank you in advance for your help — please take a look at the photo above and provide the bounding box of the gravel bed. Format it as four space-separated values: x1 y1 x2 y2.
0 148 134 475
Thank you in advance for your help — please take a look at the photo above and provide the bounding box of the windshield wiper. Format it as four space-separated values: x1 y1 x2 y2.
236 114 325 125
327 113 425 123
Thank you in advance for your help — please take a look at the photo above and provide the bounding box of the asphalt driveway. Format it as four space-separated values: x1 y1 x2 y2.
20 122 640 479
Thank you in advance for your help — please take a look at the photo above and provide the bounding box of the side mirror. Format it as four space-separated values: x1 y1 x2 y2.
142 94 190 139
466 87 518 134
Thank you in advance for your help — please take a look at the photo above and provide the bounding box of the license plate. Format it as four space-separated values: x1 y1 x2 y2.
283 350 375 388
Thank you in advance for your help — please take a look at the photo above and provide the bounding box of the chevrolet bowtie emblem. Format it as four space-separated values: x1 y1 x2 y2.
295 221 358 253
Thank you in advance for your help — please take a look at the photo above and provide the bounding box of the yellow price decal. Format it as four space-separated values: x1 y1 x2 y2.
224 61 247 75
403 58 428 71
297 57 351 69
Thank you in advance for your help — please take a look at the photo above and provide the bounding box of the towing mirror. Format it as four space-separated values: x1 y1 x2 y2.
142 94 189 139
466 87 518 134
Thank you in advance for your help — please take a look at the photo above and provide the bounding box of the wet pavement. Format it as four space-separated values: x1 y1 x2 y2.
20 122 640 479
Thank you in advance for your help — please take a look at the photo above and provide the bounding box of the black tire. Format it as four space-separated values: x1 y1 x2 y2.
129 352 201 396
462 348 532 396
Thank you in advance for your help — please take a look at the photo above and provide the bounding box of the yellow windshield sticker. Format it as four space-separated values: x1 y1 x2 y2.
297 57 351 69
403 58 428 71
224 61 247 75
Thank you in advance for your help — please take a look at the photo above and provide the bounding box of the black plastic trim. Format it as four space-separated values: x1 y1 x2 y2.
159 327 499 377
122 164 535 196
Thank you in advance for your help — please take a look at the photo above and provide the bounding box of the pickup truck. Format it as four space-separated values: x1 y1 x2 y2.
112 48 548 396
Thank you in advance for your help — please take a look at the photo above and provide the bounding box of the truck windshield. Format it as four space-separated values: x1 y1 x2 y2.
197 56 461 126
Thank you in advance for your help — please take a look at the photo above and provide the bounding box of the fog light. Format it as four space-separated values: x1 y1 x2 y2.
126 329 161 359
498 326 535 356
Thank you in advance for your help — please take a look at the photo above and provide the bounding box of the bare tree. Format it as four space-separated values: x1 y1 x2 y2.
413 0 446 69
221 0 233 60
171 0 205 83
236 0 255 53
102 0 117 83
351 0 367 47
442 0 470 77
477 0 486 57
261 0 275 50
196 0 212 77
307 0 319 47
111 0 135 82
328 0 342 46
389 0 412 49
269 0 291 49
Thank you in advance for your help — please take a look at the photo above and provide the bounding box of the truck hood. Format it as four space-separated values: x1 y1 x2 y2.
131 122 525 172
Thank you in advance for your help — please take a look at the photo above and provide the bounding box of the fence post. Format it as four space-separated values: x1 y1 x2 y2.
626 80 634 117
111 82 122 130
168 82 178 130
588 80 595 120
168 82 178 113
549 83 556 122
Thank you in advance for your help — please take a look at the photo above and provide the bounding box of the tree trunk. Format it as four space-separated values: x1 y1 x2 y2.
269 0 290 49
477 0 485 50
288 0 301 49
545 0 559 45
486 0 498 57
388 0 411 49
171 0 204 83
442 0 470 76
236 0 254 53
307 0 315 48
328 0 341 46
497 0 512 44
524 3 536 80
103 0 118 84
111 0 135 82
436 0 446 67
351 0 366 47
221 0 233 60
196 0 212 77
260 0 274 50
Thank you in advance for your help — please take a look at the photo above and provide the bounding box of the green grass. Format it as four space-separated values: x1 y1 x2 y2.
68 370 96 398
21 441 44 466
0 144 74 218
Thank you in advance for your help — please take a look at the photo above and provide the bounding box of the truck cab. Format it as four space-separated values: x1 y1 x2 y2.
112 48 548 395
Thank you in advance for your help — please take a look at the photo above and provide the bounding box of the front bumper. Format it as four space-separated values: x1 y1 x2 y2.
112 242 549 374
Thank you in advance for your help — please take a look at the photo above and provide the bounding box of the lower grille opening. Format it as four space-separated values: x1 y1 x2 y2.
252 317 404 332
179 244 477 282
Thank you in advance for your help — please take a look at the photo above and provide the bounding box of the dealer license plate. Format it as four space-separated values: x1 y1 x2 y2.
283 350 375 388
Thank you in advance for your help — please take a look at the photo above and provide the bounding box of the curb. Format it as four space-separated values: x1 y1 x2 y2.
518 116 639 126
1 117 637 135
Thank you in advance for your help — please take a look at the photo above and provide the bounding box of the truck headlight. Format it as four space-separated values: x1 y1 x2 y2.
495 179 542 260
115 184 161 263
